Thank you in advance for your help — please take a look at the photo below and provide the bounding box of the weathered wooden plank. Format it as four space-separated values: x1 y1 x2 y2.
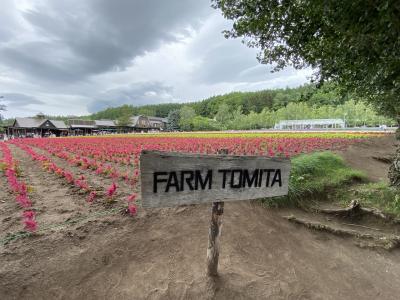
206 201 224 276
140 150 291 208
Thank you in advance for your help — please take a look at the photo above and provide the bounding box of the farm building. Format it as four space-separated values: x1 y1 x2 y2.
274 119 345 130
129 115 168 132
5 117 120 137
67 119 97 136
94 120 118 133
4 115 169 137
67 119 119 135
130 115 150 131
6 117 68 137
95 120 118 131
148 117 168 130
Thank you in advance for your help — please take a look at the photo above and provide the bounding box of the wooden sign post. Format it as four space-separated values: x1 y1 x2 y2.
140 150 291 276
207 201 224 276
206 149 228 276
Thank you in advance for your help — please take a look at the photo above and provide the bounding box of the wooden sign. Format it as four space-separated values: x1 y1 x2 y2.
140 150 291 208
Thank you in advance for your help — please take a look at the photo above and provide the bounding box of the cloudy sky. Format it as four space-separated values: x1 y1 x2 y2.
0 0 312 118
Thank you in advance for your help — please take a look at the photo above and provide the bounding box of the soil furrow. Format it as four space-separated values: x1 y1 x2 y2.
0 149 23 233
31 146 137 204
8 144 97 230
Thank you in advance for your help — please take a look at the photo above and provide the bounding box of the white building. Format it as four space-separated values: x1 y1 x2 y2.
274 119 345 130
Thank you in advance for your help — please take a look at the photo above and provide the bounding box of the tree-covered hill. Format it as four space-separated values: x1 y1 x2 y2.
89 83 346 120
6 83 392 132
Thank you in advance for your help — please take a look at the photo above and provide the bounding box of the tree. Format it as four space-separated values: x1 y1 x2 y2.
0 106 5 122
215 103 232 127
179 106 196 131
212 0 400 123
167 110 181 131
0 97 5 133
137 107 157 117
213 0 400 186
191 116 219 131
116 114 132 126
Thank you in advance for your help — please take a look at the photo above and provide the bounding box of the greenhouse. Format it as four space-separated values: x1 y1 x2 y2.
274 119 345 130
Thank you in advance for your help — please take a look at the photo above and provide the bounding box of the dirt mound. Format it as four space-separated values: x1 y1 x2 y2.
2 201 400 300
337 134 398 182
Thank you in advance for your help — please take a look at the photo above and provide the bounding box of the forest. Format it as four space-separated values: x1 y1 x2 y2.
90 83 395 131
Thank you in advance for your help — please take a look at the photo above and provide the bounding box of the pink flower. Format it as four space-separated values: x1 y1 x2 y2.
128 204 137 216
19 183 27 195
24 219 37 232
107 182 117 197
23 210 35 219
127 193 137 202
16 194 32 208
87 191 97 203
64 172 74 183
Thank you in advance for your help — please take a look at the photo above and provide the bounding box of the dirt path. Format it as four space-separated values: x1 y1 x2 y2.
338 135 398 182
1 200 400 299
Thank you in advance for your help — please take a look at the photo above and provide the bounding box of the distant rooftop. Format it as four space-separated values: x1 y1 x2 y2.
275 119 345 129
277 119 345 125
13 117 67 129
94 120 117 127
148 116 168 122
50 120 68 129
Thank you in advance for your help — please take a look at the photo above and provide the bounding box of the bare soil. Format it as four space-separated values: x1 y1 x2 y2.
337 134 398 182
1 135 400 300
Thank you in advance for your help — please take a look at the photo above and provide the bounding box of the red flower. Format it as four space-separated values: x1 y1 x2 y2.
128 204 137 216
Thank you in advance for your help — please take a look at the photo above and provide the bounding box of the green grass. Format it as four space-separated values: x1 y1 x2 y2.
262 151 367 207
336 182 400 217
260 151 400 217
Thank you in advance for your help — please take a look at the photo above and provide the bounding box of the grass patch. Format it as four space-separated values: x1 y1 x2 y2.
336 182 400 217
262 151 366 207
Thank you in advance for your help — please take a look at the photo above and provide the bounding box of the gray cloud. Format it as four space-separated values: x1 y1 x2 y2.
0 0 209 83
0 0 21 43
188 15 300 84
88 82 175 112
0 1 310 118
2 93 44 106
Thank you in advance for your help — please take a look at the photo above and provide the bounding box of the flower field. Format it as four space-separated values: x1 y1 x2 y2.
0 131 387 235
